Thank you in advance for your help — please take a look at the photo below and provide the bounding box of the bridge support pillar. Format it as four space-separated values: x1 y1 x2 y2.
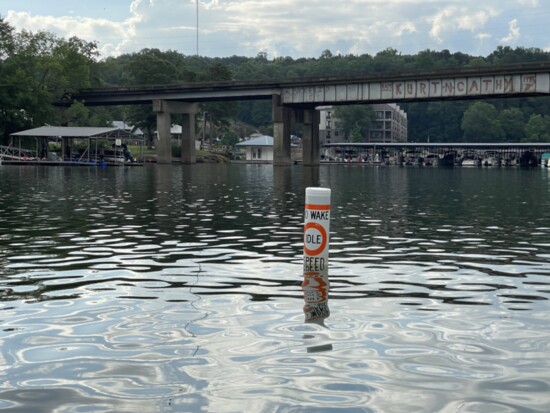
272 95 292 166
154 100 198 164
301 108 320 167
156 109 171 164
181 112 196 164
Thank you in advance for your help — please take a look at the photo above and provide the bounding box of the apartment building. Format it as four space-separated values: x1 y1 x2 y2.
319 104 407 144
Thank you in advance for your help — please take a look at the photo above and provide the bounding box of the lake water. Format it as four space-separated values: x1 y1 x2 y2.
1 164 550 413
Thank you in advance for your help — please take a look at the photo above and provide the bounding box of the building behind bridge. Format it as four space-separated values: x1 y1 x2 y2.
319 104 408 145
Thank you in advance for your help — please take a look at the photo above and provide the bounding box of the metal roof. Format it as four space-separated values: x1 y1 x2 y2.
111 121 144 135
236 135 273 147
323 142 550 149
10 126 142 139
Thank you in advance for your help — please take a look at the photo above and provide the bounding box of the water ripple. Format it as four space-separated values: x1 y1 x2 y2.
1 165 550 412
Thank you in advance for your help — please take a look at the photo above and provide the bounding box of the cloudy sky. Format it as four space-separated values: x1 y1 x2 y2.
1 0 548 60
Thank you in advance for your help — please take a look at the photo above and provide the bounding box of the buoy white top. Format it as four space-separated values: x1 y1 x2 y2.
305 187 331 206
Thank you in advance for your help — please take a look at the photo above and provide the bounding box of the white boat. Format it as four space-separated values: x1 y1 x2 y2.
461 156 480 167
482 157 497 166
423 154 439 166
503 157 518 166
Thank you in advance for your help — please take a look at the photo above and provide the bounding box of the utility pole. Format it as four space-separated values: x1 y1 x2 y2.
196 0 199 56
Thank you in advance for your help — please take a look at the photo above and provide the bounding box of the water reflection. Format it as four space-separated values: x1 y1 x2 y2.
302 166 320 188
1 164 550 412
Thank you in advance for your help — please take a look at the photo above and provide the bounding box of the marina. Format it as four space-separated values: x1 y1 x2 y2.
322 142 550 167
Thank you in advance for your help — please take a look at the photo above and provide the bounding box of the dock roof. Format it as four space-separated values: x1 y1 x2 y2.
11 126 142 139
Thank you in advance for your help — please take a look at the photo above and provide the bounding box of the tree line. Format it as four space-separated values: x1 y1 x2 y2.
1 15 550 146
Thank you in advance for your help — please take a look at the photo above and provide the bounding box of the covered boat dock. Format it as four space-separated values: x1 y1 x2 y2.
321 142 550 167
1 126 145 166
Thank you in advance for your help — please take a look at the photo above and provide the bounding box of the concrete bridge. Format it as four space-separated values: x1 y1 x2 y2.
65 62 550 166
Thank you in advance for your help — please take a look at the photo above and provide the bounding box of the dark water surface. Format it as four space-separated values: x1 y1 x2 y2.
1 164 549 412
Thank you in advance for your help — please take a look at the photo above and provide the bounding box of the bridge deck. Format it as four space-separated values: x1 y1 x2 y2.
63 61 550 106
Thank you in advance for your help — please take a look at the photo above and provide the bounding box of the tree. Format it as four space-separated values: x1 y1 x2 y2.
423 101 468 142
52 36 98 94
500 108 525 142
0 18 100 142
350 125 363 143
122 48 192 85
461 101 504 142
0 15 15 61
334 105 376 142
63 102 90 126
524 114 550 142
320 49 333 59
200 62 237 142
220 130 240 148
125 104 157 148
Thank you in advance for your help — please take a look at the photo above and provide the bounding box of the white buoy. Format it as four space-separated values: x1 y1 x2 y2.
302 187 331 322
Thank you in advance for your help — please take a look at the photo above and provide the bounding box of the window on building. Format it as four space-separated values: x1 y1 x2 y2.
257 148 262 159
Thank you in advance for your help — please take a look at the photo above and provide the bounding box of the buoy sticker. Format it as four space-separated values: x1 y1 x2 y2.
303 222 328 256
303 187 331 323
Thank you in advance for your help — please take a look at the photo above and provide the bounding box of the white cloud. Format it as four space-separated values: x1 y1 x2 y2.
5 10 132 56
476 33 492 41
457 8 498 31
500 18 521 44
429 7 456 43
2 0 549 59
429 6 498 43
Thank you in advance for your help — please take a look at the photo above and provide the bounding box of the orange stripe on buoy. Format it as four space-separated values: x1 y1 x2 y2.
305 204 331 211
303 222 327 256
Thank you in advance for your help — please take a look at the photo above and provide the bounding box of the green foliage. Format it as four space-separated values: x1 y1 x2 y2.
350 126 363 143
200 62 237 136
0 16 15 61
461 102 550 143
334 105 376 141
461 102 504 142
238 100 272 128
121 48 196 86
0 16 98 142
63 102 90 126
220 130 240 147
125 104 158 147
487 46 549 65
525 114 550 142
500 108 526 142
